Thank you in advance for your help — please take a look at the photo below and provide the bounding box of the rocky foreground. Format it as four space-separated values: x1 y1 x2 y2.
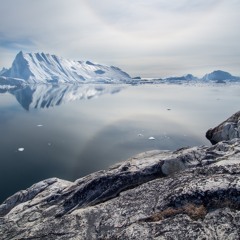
1 112 240 239
206 111 240 144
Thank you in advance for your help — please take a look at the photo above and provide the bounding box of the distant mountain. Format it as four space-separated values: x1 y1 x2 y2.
1 51 131 84
164 74 198 82
202 70 239 81
160 71 239 84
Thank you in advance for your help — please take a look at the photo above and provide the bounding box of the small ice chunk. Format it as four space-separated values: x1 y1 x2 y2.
138 133 143 137
148 137 155 140
37 124 43 127
18 148 24 152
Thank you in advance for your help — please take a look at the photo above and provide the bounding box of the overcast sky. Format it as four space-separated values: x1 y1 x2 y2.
0 0 239 77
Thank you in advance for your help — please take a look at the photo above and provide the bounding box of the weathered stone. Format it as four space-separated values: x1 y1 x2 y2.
206 111 240 144
1 112 240 239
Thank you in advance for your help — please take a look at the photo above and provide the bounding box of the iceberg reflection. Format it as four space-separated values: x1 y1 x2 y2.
1 84 125 110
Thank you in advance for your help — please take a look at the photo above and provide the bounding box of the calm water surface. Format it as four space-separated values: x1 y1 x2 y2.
0 83 239 202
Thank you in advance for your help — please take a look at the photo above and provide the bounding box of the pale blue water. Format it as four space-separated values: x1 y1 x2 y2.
0 83 239 203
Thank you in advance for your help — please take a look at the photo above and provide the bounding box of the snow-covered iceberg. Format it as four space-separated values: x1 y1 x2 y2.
1 51 131 84
202 70 239 82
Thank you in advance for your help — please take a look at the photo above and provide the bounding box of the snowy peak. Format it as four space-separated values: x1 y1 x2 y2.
202 70 239 81
5 51 34 80
184 74 198 81
2 51 131 84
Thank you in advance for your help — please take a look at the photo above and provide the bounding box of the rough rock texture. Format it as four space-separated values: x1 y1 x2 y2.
1 135 240 239
206 111 240 144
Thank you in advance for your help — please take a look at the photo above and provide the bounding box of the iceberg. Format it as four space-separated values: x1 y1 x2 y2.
1 51 131 84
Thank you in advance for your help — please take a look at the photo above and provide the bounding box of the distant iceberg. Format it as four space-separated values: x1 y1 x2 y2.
202 70 239 82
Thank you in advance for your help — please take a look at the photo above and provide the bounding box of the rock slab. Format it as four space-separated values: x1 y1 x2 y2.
0 114 240 239
206 111 240 144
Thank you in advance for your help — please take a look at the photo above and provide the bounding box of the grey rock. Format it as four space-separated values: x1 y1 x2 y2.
1 113 240 239
206 111 240 144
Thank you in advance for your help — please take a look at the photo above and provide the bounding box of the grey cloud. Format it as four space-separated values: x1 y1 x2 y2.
0 0 239 77
0 33 34 50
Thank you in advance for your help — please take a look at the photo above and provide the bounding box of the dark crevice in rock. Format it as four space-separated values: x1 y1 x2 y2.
55 162 165 217
167 188 240 208
196 165 240 176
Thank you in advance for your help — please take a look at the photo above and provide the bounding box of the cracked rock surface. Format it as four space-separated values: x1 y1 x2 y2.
1 115 240 239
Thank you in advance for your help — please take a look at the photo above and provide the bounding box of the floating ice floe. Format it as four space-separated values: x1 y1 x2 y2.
148 137 155 140
37 125 43 127
18 148 24 152
138 134 143 137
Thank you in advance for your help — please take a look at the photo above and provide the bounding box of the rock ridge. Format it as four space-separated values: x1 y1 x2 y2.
0 113 240 239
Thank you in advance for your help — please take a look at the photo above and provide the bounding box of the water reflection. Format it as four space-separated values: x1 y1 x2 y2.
1 83 240 203
1 84 124 110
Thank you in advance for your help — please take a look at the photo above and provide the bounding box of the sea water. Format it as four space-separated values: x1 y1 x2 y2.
0 83 239 202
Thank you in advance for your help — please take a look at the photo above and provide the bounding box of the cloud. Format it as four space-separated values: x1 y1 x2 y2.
0 34 34 50
0 0 239 77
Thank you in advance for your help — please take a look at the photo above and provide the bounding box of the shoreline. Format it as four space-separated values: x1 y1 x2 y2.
1 111 240 239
